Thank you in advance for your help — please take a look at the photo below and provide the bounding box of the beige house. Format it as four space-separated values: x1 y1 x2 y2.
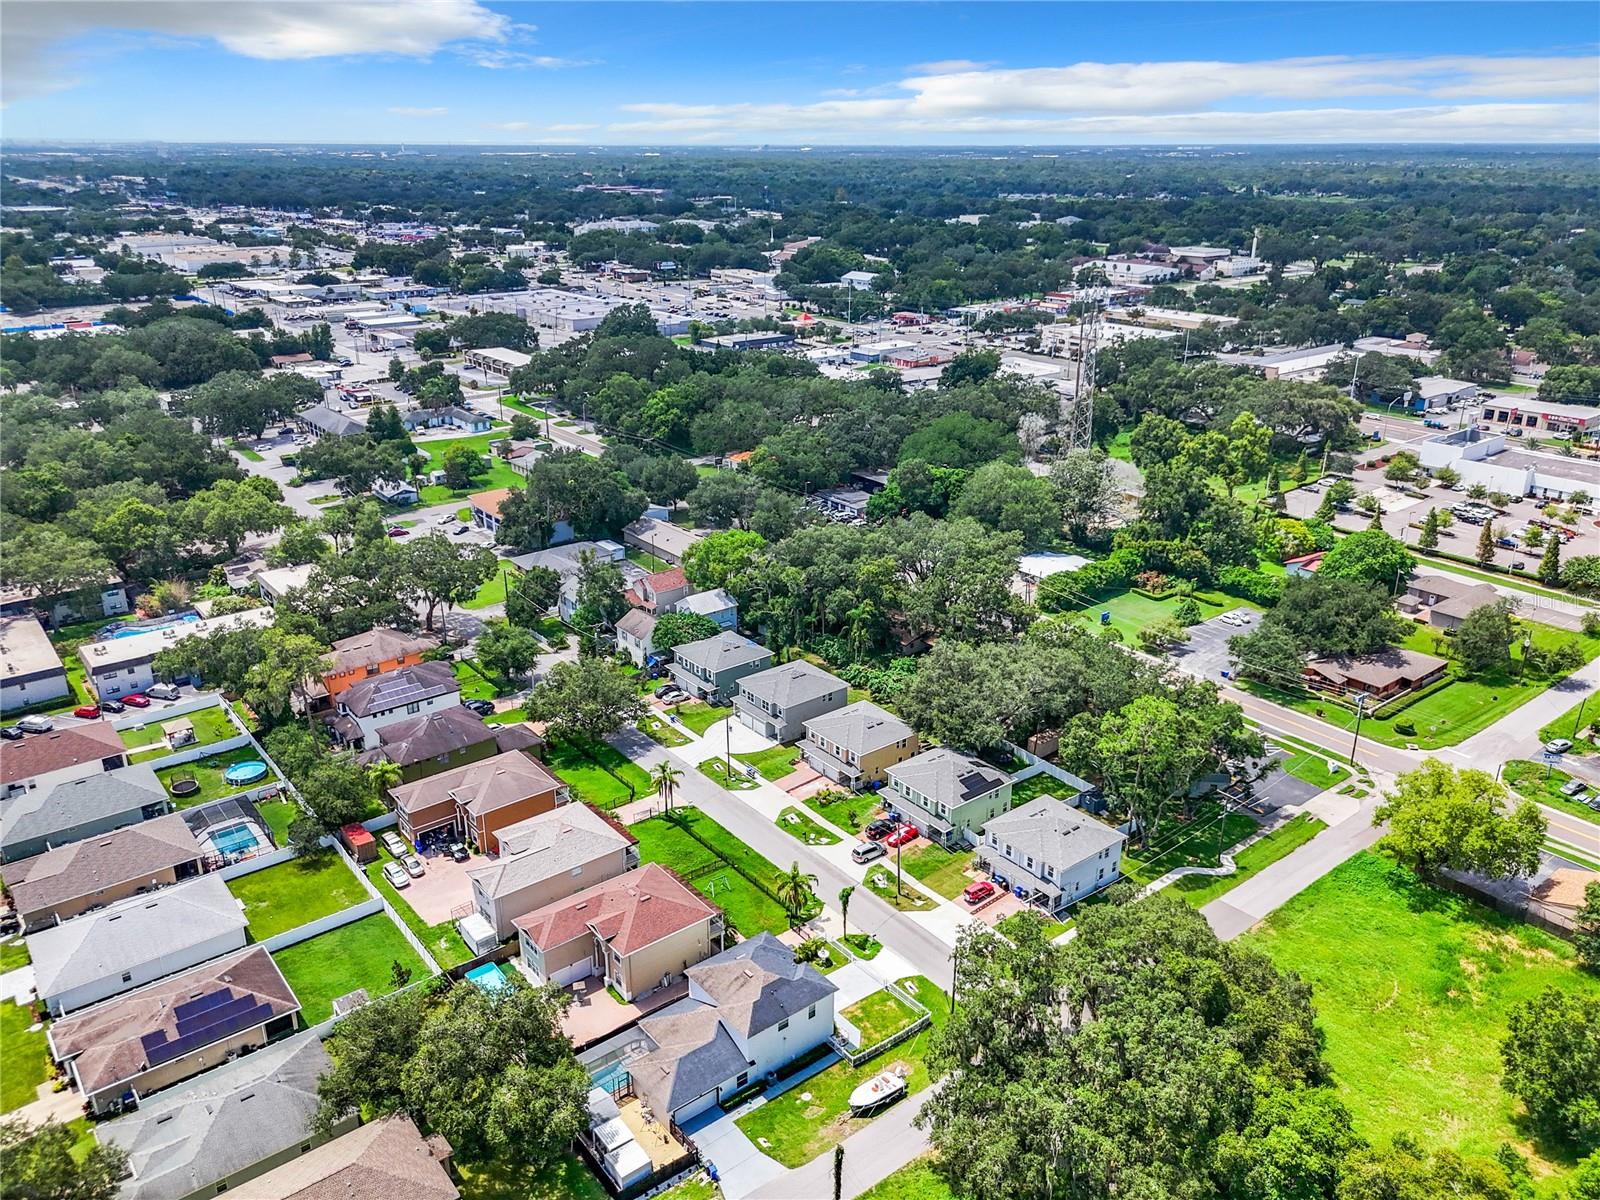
800 700 920 789
387 749 567 854
468 803 639 940
514 864 724 1003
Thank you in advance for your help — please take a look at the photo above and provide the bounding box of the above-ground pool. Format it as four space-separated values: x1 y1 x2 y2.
223 760 269 786
465 963 512 996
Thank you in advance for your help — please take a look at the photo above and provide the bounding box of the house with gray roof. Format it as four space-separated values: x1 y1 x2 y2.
670 587 738 630
980 795 1126 913
97 1035 350 1200
29 874 248 1015
733 661 847 743
629 932 836 1123
614 609 658 668
331 660 460 750
801 700 919 789
1 762 172 863
668 631 773 704
468 802 639 940
885 747 1013 849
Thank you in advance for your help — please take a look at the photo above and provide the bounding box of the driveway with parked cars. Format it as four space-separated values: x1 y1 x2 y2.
1168 609 1259 685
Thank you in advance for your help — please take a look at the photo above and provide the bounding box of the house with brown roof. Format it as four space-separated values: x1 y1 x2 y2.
48 946 300 1114
330 661 460 750
314 627 439 708
225 1116 457 1200
468 803 638 940
1 720 127 796
1303 647 1449 700
5 811 206 930
387 749 567 853
514 863 724 1003
356 705 542 782
635 568 691 614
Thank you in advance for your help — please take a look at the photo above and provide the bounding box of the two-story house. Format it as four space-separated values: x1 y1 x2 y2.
77 608 273 701
355 705 543 783
468 802 638 940
629 933 837 1123
312 627 439 711
514 863 723 1003
732 661 848 744
330 660 460 750
386 749 567 854
634 568 691 614
980 795 1126 913
668 632 773 704
885 747 1013 849
614 610 658 669
669 588 738 631
800 700 919 789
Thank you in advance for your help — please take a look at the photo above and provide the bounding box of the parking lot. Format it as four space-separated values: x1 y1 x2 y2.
1246 748 1332 812
1168 609 1259 684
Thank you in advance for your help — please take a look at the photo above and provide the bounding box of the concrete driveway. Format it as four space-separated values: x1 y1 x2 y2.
396 850 477 925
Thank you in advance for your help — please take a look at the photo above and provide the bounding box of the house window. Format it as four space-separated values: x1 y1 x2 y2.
736 1071 749 1087
301 1143 312 1154
1098 868 1105 880
778 1018 789 1031
121 971 133 982
1025 857 1034 872
808 1004 817 1019
405 702 421 715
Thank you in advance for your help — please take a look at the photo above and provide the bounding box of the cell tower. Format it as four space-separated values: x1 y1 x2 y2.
1064 297 1100 451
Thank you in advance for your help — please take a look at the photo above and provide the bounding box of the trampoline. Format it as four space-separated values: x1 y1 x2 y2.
223 760 269 786
169 777 201 798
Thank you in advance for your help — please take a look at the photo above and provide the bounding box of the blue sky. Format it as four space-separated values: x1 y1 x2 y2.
3 2 1594 144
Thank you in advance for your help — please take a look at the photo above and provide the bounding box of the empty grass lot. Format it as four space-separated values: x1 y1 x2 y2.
899 843 976 900
630 808 794 936
1 999 48 1113
464 563 521 610
227 854 369 941
1007 773 1069 809
801 788 876 833
154 746 277 807
736 976 950 1167
840 988 921 1049
271 914 428 1024
414 433 522 505
1246 853 1600 1194
1120 800 1260 887
637 712 692 747
364 848 473 968
1073 588 1247 645
777 806 841 846
1162 815 1327 908
120 704 238 760
625 547 672 572
735 744 801 781
1503 759 1600 827
542 737 651 810
670 701 731 735
858 1158 955 1200
455 1152 608 1200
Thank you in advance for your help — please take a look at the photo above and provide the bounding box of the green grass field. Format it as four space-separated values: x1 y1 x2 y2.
1271 740 1350 790
899 843 976 900
1540 698 1600 753
464 563 522 610
777 806 841 846
258 800 300 847
542 737 651 810
625 547 672 572
736 976 950 1166
630 808 794 936
0 938 30 974
1162 814 1327 907
1503 759 1600 826
700 757 760 790
735 744 801 781
452 659 511 703
801 788 876 833
227 854 369 940
119 704 237 751
1072 588 1248 645
861 861 936 912
671 701 732 735
637 712 692 747
841 988 922 1048
0 999 48 1113
858 1159 955 1200
363 848 473 968
1121 799 1258 886
154 746 278 807
1246 853 1600 1193
271 914 428 1024
456 1152 608 1200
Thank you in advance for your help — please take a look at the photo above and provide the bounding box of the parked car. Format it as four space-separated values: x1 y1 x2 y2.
447 842 470 862
1545 739 1574 754
121 694 150 708
16 714 54 733
1558 779 1589 798
962 880 997 905
864 817 899 840
653 684 681 700
387 526 410 538
381 832 407 857
851 842 887 865
146 683 181 700
452 525 469 536
98 698 125 713
883 825 918 849
402 854 426 878
462 699 495 717
0 726 24 741
382 861 411 889
437 513 456 525
72 705 101 719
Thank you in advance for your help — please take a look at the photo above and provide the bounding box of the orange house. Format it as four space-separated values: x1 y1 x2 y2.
387 749 569 853
318 627 439 704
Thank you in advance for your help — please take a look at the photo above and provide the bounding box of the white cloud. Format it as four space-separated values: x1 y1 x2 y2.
908 59 998 75
389 106 448 117
609 53 1599 143
2 0 509 103
467 49 598 70
485 121 533 132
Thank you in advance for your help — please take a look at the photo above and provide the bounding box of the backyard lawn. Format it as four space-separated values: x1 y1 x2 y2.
455 1152 608 1200
699 757 760 790
0 938 30 974
858 1158 955 1200
1503 759 1600 827
1 999 49 1113
271 914 428 1024
120 704 238 759
364 848 473 968
154 746 278 807
1246 853 1600 1195
777 806 841 846
1072 588 1248 645
670 701 731 735
227 854 369 941
258 800 301 847
414 433 523 505
1007 773 1070 809
1162 815 1327 907
543 737 651 810
1121 800 1259 887
625 547 672 572
840 988 921 1049
899 843 975 901
735 744 801 781
630 808 795 936
453 659 512 703
736 976 950 1166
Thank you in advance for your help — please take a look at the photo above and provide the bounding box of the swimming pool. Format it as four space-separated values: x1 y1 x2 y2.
207 823 260 860
104 613 200 639
465 963 512 995
223 760 269 786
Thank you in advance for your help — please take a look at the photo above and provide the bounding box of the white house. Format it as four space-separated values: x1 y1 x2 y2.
330 660 460 750
980 795 1125 913
77 607 273 700
0 616 70 713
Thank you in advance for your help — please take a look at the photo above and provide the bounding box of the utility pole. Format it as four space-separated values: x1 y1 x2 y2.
1349 694 1368 767
1065 295 1099 451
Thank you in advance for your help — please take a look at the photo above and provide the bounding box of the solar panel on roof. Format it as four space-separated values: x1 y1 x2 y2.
144 1000 276 1068
174 988 235 1023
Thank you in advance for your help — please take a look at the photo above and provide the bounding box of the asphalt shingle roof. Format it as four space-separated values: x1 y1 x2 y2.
337 661 457 718
512 863 716 956
467 802 632 901
735 661 845 709
982 796 1126 873
887 747 1009 809
1 762 167 857
672 631 771 674
802 700 913 756
5 812 204 918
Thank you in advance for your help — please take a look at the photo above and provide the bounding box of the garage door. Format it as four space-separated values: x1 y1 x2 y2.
548 959 595 988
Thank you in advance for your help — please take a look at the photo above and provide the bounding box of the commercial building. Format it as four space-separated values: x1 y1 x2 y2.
1303 648 1448 700
463 346 533 377
0 615 70 712
1216 344 1347 382
1398 575 1502 631
1479 397 1600 436
1417 427 1600 501
622 516 703 566
76 607 274 701
1413 376 1479 410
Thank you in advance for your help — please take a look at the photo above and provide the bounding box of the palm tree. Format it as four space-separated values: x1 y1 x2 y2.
792 937 827 965
773 861 818 929
651 761 682 814
365 759 402 803
838 885 855 944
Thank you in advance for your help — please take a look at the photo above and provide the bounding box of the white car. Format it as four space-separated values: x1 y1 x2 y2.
402 854 426 878
381 832 407 857
16 714 54 733
437 512 456 525
382 861 411 889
